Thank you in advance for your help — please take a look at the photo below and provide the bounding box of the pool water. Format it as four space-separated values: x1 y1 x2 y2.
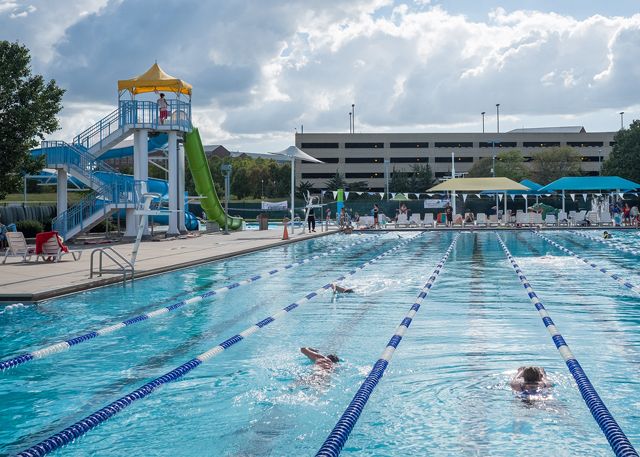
1 231 639 456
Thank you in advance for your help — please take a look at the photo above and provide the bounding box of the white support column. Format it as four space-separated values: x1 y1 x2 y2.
178 140 187 232
56 168 68 234
125 129 149 237
167 132 179 235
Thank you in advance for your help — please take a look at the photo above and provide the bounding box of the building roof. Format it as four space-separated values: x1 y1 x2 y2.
428 177 529 192
507 126 586 134
539 176 640 192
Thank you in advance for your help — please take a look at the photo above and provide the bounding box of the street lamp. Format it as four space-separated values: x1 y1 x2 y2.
598 149 602 176
490 140 500 217
349 112 352 133
481 111 485 133
261 179 264 199
620 111 624 130
496 104 500 133
221 163 232 235
352 103 355 133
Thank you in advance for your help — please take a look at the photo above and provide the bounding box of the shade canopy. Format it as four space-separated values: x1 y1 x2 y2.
272 146 324 163
519 179 543 191
118 63 192 96
428 177 529 192
391 192 411 201
538 176 640 192
480 179 548 196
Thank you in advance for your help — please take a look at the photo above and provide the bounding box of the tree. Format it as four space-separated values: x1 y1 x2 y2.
529 146 582 184
408 164 434 191
602 120 640 182
0 41 65 199
324 171 347 190
296 180 314 198
390 167 410 192
467 150 527 181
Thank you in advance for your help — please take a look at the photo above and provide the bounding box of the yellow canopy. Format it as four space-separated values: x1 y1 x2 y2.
117 63 192 96
427 177 529 192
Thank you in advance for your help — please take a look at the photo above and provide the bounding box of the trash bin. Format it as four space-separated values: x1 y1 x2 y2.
258 213 269 230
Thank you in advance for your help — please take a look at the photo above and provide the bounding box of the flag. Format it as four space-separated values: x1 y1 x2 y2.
509 194 515 201
570 193 575 202
582 193 588 201
344 192 350 200
475 193 481 199
498 194 503 201
379 192 385 198
462 194 467 202
332 191 337 199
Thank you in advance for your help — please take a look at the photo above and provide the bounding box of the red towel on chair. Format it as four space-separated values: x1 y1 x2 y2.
35 231 69 254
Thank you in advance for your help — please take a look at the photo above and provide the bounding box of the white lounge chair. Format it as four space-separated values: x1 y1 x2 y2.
599 212 613 226
488 214 499 226
409 213 422 227
557 211 569 226
36 236 82 263
531 213 543 226
423 213 435 227
545 214 557 226
475 213 488 226
2 232 35 264
516 212 528 227
395 213 410 228
586 212 598 226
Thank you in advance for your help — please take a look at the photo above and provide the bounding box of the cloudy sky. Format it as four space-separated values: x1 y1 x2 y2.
2 0 639 151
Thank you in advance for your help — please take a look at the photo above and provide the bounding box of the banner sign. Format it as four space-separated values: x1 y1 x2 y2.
424 199 449 209
261 200 288 210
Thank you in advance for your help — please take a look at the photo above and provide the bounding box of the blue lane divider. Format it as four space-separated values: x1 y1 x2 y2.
16 234 423 457
316 234 460 457
496 233 638 457
534 231 640 295
0 233 382 372
570 230 640 257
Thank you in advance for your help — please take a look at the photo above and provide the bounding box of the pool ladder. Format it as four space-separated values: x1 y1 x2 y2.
89 247 134 284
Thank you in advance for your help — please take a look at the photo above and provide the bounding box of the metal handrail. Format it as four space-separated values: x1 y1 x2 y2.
90 246 134 284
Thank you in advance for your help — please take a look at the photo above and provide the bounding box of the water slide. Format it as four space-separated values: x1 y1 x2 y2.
184 128 243 230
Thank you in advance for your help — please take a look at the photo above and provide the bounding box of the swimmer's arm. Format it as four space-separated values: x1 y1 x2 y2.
301 347 324 362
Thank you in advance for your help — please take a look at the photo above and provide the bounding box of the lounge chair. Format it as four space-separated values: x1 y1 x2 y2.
515 212 528 227
36 232 82 262
545 214 557 226
453 214 463 227
475 213 488 226
599 212 613 226
395 213 410 228
557 211 569 226
2 232 35 264
531 213 543 226
488 214 499 227
423 213 435 227
409 213 422 227
586 212 598 226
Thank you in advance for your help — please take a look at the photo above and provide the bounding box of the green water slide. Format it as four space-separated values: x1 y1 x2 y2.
184 128 243 230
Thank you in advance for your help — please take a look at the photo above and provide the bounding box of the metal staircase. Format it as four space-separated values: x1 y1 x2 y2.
39 99 192 240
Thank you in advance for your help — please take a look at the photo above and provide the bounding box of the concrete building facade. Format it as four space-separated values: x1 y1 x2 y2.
295 127 616 191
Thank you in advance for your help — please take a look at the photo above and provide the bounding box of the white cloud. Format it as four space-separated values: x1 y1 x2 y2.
1 1 639 151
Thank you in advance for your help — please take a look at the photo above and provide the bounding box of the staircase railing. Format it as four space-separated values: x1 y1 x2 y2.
73 108 121 151
40 141 118 184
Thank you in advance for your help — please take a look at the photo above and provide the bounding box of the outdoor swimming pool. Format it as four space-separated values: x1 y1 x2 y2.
1 230 639 456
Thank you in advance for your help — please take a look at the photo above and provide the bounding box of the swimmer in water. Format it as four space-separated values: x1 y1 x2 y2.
603 231 612 239
300 347 339 370
510 366 552 394
332 283 354 293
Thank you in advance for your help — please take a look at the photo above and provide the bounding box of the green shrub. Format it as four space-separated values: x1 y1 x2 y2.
15 219 44 237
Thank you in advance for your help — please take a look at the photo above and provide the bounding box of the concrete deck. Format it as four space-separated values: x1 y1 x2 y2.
0 227 336 303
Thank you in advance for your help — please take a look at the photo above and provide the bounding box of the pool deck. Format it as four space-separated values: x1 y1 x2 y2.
0 227 337 303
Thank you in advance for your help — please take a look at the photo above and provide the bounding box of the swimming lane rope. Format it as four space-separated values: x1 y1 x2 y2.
0 234 382 372
534 231 640 295
315 233 460 457
15 234 423 457
570 230 640 257
496 233 638 457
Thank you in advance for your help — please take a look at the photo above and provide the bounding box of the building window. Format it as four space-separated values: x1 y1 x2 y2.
479 141 517 148
345 157 383 163
434 142 473 148
567 141 604 147
300 142 339 149
310 157 339 163
346 172 383 178
609 141 616 146
434 157 473 163
389 142 429 148
580 156 603 162
345 142 384 148
435 172 449 178
523 141 561 147
301 173 336 179
390 157 429 163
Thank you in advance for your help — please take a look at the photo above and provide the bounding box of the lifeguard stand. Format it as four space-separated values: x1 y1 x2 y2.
116 63 193 237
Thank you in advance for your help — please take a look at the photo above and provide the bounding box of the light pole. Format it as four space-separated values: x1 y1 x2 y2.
349 112 352 133
352 103 355 133
221 163 232 235
481 111 485 133
598 149 602 176
496 103 500 133
261 179 264 199
620 111 624 129
384 158 390 201
490 140 500 217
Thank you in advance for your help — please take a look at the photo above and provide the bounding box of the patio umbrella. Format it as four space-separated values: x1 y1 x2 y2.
391 192 411 210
